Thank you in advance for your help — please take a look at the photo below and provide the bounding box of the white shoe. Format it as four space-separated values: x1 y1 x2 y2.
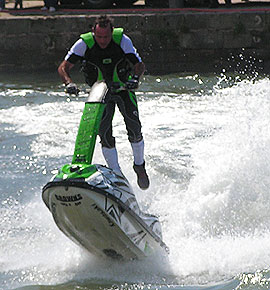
49 6 56 11
40 6 48 10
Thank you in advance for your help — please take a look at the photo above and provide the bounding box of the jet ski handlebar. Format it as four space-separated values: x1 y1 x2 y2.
66 80 137 99
86 81 130 103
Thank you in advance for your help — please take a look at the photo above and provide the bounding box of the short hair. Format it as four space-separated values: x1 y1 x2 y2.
94 15 113 31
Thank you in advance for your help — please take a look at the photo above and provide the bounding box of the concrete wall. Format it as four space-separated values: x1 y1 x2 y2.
0 11 270 74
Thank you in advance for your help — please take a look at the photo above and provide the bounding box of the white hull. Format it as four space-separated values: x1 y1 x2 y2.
42 165 168 260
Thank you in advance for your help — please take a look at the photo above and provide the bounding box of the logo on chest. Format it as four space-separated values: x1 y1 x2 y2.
103 58 112 64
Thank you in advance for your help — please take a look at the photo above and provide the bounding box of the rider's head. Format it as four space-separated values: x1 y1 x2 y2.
93 15 114 49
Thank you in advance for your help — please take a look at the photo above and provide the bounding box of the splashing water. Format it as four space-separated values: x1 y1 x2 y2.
1 74 270 290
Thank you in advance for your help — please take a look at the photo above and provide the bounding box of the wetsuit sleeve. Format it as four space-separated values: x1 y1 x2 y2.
64 38 87 64
120 34 142 65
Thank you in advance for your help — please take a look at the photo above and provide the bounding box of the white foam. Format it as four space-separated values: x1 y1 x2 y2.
2 78 270 288
158 79 270 282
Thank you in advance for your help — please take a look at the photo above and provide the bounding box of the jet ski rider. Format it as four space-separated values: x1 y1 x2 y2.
58 15 149 190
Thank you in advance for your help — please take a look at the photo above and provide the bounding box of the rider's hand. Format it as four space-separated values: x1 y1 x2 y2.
125 75 139 90
65 83 79 95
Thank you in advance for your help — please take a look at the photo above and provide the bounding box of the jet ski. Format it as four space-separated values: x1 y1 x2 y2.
42 81 169 260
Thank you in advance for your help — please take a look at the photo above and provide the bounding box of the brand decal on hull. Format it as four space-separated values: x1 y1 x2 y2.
55 194 82 202
128 230 146 245
91 203 114 227
105 197 123 224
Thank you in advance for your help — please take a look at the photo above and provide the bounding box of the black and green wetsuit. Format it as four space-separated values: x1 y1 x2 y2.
65 28 143 148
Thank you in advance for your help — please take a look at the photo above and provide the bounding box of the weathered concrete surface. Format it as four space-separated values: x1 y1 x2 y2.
1 9 270 74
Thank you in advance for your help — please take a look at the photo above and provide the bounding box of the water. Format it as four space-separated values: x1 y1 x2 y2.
1 71 270 290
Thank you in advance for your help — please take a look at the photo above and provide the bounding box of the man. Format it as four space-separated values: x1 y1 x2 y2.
0 0 5 11
40 0 57 12
58 15 150 190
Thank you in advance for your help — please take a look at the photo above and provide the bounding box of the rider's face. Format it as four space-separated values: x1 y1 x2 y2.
94 25 112 49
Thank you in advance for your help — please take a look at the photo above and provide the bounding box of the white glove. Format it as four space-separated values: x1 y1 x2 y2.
65 83 79 95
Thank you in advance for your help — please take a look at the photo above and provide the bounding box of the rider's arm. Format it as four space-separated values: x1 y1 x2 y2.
58 39 87 85
134 61 145 78
58 60 74 85
121 34 145 78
